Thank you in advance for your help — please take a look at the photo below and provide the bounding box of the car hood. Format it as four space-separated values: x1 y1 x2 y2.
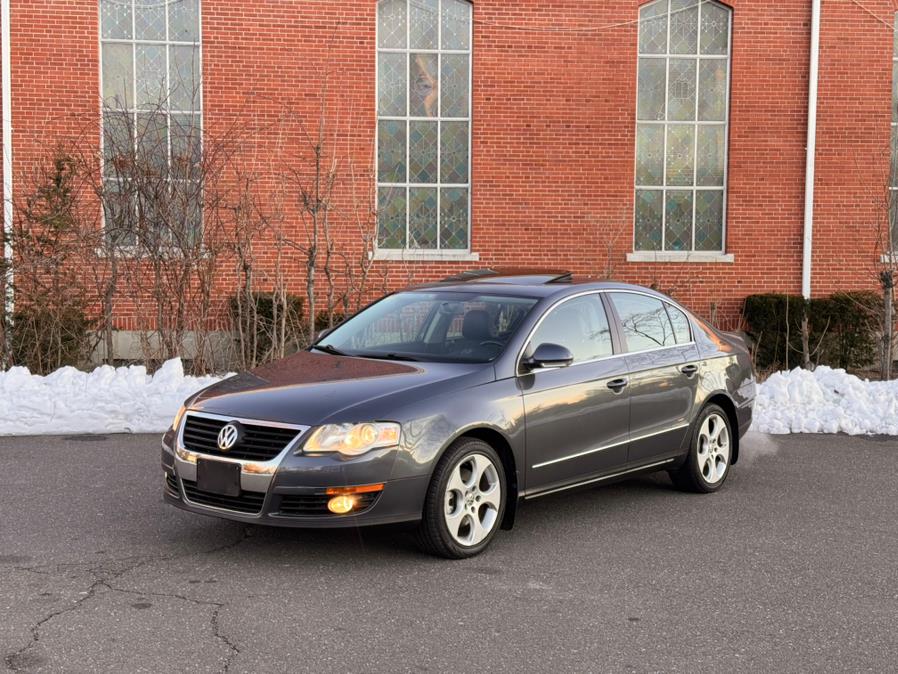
189 351 493 426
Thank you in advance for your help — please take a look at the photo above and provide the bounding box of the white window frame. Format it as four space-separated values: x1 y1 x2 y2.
374 0 475 259
630 0 733 262
98 0 204 248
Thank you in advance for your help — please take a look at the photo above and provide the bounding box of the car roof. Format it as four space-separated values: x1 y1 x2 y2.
403 268 678 302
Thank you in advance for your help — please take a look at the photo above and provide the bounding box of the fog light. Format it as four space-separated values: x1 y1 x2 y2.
327 495 356 514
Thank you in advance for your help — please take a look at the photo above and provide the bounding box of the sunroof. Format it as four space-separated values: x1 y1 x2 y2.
441 269 573 285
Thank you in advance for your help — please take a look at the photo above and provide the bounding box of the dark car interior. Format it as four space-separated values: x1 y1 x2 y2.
320 292 538 363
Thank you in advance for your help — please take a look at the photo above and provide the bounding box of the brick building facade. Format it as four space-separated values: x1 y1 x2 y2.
1 0 896 334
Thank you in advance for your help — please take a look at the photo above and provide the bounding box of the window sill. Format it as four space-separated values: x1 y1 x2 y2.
626 251 735 264
880 254 898 265
371 249 481 262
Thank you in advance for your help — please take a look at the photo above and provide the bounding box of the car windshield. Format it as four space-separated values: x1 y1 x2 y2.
315 291 539 363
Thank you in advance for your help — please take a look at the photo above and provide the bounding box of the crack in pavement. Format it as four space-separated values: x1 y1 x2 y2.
12 562 95 578
101 584 242 673
211 606 241 673
4 526 251 673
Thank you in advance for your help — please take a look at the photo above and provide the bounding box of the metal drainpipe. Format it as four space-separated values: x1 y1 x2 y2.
1 0 12 354
802 0 822 300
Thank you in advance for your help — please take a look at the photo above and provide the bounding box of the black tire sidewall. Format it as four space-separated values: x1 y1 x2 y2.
428 440 507 557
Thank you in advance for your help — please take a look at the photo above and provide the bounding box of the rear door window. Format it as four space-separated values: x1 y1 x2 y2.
664 303 692 344
609 292 676 352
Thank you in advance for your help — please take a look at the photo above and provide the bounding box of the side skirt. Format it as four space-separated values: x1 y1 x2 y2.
522 458 676 501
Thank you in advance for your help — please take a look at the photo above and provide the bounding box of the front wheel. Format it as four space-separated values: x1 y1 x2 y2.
670 404 733 493
416 438 506 559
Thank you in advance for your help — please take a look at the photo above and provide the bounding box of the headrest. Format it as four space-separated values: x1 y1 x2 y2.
462 309 492 341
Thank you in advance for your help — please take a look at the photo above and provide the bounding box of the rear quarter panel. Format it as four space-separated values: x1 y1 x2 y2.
692 319 756 437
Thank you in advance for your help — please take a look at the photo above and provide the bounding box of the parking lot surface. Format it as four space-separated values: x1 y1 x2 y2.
2 432 896 672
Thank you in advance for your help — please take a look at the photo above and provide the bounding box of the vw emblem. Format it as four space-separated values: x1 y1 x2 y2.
217 423 241 452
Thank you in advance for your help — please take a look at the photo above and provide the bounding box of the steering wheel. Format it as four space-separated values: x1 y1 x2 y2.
479 340 504 349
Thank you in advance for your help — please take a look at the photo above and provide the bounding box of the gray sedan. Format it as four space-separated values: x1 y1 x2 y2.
162 270 755 558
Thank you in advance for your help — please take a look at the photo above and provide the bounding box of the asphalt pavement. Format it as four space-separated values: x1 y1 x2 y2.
1 432 896 673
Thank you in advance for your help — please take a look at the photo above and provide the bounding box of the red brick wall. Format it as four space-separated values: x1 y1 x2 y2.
3 0 893 331
812 0 894 295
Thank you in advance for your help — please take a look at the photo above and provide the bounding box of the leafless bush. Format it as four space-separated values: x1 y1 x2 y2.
4 56 388 374
7 148 100 373
857 144 898 379
592 207 630 280
73 93 239 372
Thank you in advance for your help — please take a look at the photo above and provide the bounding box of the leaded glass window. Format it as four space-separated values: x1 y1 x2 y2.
376 0 472 251
634 0 731 253
100 0 202 246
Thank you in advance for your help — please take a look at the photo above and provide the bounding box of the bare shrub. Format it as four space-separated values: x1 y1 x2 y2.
8 149 98 373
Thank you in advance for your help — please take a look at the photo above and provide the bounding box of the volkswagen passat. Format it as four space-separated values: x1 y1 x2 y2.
162 270 755 558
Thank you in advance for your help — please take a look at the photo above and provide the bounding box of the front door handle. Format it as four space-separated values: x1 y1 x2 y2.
680 364 699 377
607 377 629 393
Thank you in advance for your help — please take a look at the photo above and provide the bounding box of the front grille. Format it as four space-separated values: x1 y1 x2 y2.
181 479 265 514
276 492 381 517
164 472 179 496
182 414 301 461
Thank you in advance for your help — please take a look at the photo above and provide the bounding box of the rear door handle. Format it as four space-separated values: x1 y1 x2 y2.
680 364 699 377
607 377 629 392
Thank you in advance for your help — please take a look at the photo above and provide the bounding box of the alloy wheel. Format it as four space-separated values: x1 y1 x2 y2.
697 412 730 485
443 453 502 547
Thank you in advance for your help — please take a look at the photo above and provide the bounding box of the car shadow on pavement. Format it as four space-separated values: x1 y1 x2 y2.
165 472 684 565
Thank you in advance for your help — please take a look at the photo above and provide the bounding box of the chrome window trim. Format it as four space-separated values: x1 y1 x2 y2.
531 421 690 469
515 288 696 375
525 458 676 499
177 410 309 470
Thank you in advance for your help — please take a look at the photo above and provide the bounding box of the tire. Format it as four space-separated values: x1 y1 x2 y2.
669 404 733 494
416 438 507 559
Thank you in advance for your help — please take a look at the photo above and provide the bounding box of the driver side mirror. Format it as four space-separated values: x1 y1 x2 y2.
522 343 574 370
315 327 334 341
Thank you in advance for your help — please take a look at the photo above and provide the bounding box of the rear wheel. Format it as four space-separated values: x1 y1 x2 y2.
670 404 732 493
416 438 506 559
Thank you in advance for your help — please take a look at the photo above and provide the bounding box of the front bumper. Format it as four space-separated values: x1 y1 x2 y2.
161 416 428 528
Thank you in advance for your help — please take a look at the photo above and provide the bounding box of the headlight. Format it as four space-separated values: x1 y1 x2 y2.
303 422 401 457
171 404 187 432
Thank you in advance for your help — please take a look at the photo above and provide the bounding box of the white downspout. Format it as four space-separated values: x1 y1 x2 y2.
802 0 822 300
1 0 12 347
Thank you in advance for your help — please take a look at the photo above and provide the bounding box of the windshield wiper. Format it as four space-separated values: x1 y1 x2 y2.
356 352 422 362
311 344 349 357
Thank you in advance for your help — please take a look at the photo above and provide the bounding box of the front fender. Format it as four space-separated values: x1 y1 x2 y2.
390 377 525 483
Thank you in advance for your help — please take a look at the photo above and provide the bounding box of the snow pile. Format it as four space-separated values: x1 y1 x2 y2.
0 359 226 436
0 359 896 437
752 366 898 435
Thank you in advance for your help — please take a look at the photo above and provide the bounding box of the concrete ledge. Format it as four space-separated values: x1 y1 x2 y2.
627 251 735 264
90 330 235 370
371 249 480 262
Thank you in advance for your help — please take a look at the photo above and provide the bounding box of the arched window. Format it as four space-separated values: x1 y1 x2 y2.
634 0 731 253
376 0 472 252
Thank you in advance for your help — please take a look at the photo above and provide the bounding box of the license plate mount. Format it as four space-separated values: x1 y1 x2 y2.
196 459 241 497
